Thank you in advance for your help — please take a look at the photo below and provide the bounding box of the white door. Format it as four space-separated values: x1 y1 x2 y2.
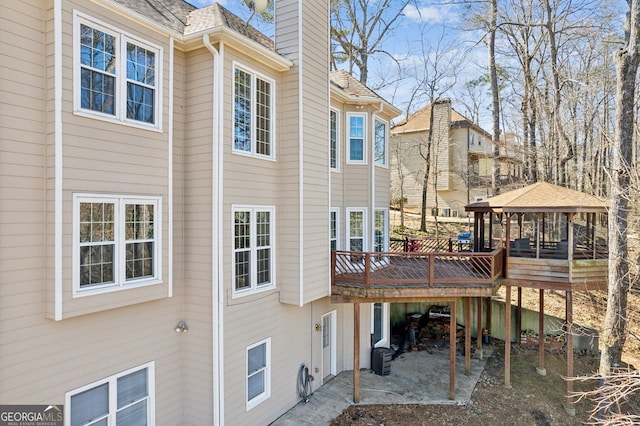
322 311 336 382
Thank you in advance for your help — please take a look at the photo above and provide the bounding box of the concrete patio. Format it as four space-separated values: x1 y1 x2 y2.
271 345 494 425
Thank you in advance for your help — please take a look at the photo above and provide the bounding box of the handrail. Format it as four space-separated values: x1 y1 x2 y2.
332 248 503 290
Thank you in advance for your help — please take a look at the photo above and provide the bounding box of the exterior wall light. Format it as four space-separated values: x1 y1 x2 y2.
175 320 188 333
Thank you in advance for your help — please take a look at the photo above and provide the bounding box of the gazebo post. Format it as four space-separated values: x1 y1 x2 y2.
353 303 360 403
536 289 546 376
516 287 522 344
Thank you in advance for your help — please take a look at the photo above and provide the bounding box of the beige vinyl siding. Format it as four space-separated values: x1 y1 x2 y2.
274 1 303 305
182 46 215 422
300 0 330 304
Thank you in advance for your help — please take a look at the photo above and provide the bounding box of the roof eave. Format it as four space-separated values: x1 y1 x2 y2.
185 27 292 72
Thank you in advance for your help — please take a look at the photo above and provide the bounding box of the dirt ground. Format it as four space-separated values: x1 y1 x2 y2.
331 344 600 425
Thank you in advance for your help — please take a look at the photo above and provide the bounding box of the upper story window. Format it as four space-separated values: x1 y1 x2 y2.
74 12 161 130
233 206 275 296
73 194 161 296
233 65 275 159
330 208 340 250
347 208 366 251
374 209 388 253
347 113 366 164
374 119 387 166
330 109 339 170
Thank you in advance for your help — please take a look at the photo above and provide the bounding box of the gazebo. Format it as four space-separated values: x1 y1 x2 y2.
466 182 608 415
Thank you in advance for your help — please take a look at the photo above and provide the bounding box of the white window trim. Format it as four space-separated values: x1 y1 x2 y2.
374 118 389 168
374 208 389 252
372 303 390 348
330 108 340 171
73 11 162 132
330 207 340 250
232 62 276 160
232 205 276 298
346 207 367 251
65 362 155 426
246 337 271 411
346 112 367 165
72 193 162 297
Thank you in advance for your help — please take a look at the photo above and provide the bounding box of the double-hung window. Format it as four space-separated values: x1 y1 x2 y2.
347 113 366 164
75 13 161 129
66 363 155 426
330 109 339 170
233 66 274 158
233 206 275 295
374 119 387 166
74 194 161 295
247 338 271 410
330 208 340 250
347 208 366 252
374 209 388 253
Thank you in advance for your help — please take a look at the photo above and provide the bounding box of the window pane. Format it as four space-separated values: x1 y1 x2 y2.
330 111 337 169
117 369 148 408
256 78 271 156
375 120 386 165
235 251 250 290
70 383 109 426
373 303 382 343
248 344 266 374
234 69 252 152
374 210 386 253
256 211 270 247
126 83 154 123
234 211 250 249
323 316 330 347
248 370 265 401
126 43 155 85
126 242 154 280
80 24 116 73
349 116 364 161
350 212 363 237
116 401 147 426
256 248 270 285
80 244 114 287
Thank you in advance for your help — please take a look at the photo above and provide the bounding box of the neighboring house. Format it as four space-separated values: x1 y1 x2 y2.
1 1 399 425
390 99 522 218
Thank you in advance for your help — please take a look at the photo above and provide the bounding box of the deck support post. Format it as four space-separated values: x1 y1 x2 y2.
465 297 471 375
449 299 457 400
353 303 360 403
516 287 522 344
505 285 512 389
564 291 575 416
536 289 546 376
477 297 483 359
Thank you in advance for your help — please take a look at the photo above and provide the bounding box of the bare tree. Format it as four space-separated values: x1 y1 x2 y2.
330 0 414 85
600 0 639 377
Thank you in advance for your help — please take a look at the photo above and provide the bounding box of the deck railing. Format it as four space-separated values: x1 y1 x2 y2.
332 248 503 290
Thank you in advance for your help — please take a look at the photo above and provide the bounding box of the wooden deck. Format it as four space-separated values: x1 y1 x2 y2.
331 249 503 303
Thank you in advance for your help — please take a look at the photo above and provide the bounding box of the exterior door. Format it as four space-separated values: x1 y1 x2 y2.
322 311 336 382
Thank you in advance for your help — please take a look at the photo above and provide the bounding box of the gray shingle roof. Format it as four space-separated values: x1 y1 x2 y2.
111 0 195 33
110 1 274 50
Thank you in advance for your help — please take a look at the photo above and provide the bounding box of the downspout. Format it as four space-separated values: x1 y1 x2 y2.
203 34 224 426
54 0 63 320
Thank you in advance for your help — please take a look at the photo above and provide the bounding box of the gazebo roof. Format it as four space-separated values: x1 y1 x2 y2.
465 182 607 213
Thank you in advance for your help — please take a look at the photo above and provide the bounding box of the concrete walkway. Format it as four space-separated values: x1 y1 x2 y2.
271 345 494 425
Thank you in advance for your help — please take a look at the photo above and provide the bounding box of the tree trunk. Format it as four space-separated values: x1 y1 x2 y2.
489 0 501 195
419 105 435 232
600 0 639 376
